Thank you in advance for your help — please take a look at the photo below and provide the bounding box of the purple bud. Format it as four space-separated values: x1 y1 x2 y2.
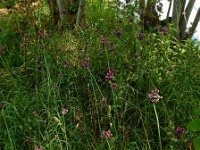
101 36 108 46
82 58 90 68
175 127 186 139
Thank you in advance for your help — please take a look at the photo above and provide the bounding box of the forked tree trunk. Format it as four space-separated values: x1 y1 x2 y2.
48 0 86 28
179 0 196 39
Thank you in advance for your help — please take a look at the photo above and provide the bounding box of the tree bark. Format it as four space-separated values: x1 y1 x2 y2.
76 0 86 26
47 0 59 25
189 8 200 38
179 0 196 39
172 0 182 40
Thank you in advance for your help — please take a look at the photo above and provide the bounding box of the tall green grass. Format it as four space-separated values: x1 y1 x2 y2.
0 1 200 149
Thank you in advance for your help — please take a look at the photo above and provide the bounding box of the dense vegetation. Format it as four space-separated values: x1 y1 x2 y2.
0 1 200 149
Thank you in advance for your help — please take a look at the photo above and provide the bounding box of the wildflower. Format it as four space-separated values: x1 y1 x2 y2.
175 127 186 139
105 68 115 81
115 29 122 37
137 32 144 40
148 87 163 103
61 107 69 115
162 26 168 35
111 82 118 89
34 146 43 150
82 58 90 68
102 130 113 138
38 31 45 38
101 36 108 46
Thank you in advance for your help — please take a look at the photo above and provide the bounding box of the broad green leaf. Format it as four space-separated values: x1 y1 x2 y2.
187 119 200 131
194 109 200 115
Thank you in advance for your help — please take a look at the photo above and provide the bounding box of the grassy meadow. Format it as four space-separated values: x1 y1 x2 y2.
0 1 200 149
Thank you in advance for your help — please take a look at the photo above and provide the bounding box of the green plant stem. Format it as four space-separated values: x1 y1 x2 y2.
153 104 162 150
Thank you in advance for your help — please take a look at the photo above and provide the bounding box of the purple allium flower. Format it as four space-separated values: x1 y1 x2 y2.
115 29 122 37
38 31 45 38
148 87 163 103
105 68 115 81
102 130 113 138
137 32 144 40
61 107 69 115
101 36 108 46
82 58 90 68
175 127 186 139
162 26 168 35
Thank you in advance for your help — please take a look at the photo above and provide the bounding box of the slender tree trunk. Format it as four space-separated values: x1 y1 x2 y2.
172 0 182 40
76 0 86 26
189 8 200 38
166 0 172 21
47 0 59 25
179 0 196 39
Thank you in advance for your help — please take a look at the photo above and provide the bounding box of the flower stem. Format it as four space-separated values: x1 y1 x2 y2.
153 104 162 150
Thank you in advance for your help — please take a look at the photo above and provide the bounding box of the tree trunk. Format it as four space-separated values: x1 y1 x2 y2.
189 8 200 38
172 0 182 40
179 0 196 39
76 0 86 26
47 0 59 25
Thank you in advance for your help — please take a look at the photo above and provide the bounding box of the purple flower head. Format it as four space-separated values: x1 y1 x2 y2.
82 58 90 68
162 26 168 35
137 32 144 40
38 31 45 38
148 87 163 103
115 29 122 37
175 127 186 139
105 68 115 81
101 36 108 46
101 130 113 138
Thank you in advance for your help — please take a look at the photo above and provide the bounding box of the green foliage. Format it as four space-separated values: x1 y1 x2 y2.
0 0 200 149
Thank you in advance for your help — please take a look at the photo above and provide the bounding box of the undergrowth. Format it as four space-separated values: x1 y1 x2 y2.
0 1 200 149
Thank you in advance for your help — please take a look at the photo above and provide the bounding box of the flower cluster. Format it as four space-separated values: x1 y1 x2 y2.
101 36 108 46
148 87 163 103
105 68 115 81
101 130 113 138
175 127 186 139
82 58 90 68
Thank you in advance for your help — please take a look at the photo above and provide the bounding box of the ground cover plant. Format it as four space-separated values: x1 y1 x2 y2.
0 0 200 149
